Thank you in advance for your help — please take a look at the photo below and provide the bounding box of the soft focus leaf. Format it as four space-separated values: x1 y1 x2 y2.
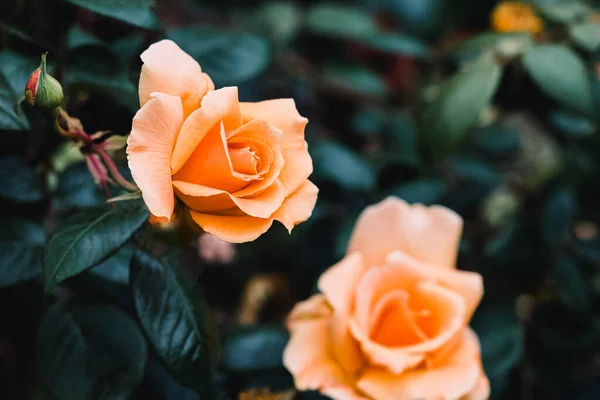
244 1 301 46
540 189 577 246
450 32 533 61
37 304 147 400
536 1 590 23
306 3 377 39
0 219 44 287
0 156 44 202
523 45 593 117
0 50 34 130
312 141 376 191
222 326 288 372
168 27 271 87
553 255 591 314
55 162 105 209
130 250 220 394
90 245 133 285
390 179 447 205
360 33 431 57
550 109 596 138
472 122 521 160
43 200 149 293
322 63 388 98
62 0 159 29
569 23 600 53
423 53 502 159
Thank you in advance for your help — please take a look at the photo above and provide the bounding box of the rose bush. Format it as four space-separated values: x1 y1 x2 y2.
284 197 489 400
127 40 318 243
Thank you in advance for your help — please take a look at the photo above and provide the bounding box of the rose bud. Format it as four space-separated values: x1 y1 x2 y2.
25 53 64 112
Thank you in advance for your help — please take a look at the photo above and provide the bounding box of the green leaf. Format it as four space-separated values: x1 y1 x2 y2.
553 255 591 314
351 107 385 136
0 50 35 130
471 303 523 396
168 27 271 87
313 141 376 191
0 219 44 287
550 108 596 137
0 156 44 202
322 64 388 98
361 33 431 58
130 250 220 393
385 112 420 166
37 304 147 400
43 200 149 293
569 23 600 53
423 53 502 159
55 162 105 209
62 0 159 29
390 179 447 205
536 1 590 23
540 189 577 245
306 3 378 39
450 32 533 62
90 245 133 285
523 44 593 116
222 326 288 372
473 122 521 160
244 1 301 46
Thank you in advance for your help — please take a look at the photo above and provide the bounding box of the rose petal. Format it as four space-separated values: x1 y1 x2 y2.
318 252 368 316
272 180 319 233
171 87 242 174
284 296 360 397
356 329 484 400
240 99 312 195
349 281 466 375
127 93 183 222
347 197 463 268
173 121 249 193
139 40 210 117
189 211 273 243
387 251 483 322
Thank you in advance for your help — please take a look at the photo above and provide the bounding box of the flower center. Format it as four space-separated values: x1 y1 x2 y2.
228 144 261 175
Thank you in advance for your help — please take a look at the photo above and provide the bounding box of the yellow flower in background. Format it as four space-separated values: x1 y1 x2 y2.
491 1 543 34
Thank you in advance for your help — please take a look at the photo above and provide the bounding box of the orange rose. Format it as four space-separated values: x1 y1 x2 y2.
127 40 318 243
283 197 489 400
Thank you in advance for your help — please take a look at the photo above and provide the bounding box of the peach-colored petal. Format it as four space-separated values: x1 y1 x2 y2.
139 40 210 117
327 313 366 377
174 179 286 218
462 372 490 400
356 329 483 400
174 122 249 193
349 281 466 375
318 252 368 315
387 251 484 322
240 99 312 195
189 211 273 243
171 87 242 174
284 299 360 397
272 180 319 233
127 93 183 222
347 197 463 267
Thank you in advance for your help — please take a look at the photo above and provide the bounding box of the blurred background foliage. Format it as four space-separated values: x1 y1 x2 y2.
1 0 600 399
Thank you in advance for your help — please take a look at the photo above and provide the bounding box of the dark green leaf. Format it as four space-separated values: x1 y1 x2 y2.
43 200 149 293
569 22 600 53
243 1 301 46
222 326 288 372
450 32 533 61
351 107 385 136
313 141 376 191
90 245 133 285
550 109 596 137
423 53 502 159
130 250 220 393
0 219 44 287
553 255 591 314
306 3 377 39
322 63 388 98
390 179 447 205
536 1 590 23
384 112 420 166
361 33 431 57
62 0 159 29
381 0 445 38
471 303 523 396
168 27 271 87
473 122 521 160
37 304 147 400
0 50 34 130
0 156 44 202
55 162 105 209
523 44 593 116
540 189 577 245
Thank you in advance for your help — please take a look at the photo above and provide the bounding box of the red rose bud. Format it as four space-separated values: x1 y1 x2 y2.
25 53 63 112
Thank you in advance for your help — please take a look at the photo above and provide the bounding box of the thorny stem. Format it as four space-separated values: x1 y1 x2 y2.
51 106 139 194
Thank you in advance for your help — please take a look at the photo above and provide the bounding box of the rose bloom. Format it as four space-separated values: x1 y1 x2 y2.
127 40 318 243
491 1 543 34
283 197 489 400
